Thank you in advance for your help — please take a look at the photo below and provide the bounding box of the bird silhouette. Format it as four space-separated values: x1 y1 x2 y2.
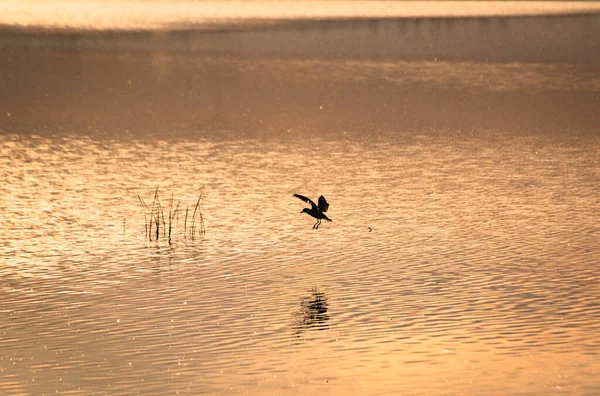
294 194 332 229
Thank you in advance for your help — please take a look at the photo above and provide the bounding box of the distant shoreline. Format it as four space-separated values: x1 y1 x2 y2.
2 13 599 64
1 10 600 34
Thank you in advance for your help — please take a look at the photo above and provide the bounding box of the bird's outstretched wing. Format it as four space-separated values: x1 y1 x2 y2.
294 194 316 207
318 195 329 213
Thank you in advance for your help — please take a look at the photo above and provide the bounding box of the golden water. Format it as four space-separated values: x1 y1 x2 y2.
1 51 599 394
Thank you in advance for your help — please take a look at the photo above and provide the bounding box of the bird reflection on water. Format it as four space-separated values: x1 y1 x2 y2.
294 287 329 333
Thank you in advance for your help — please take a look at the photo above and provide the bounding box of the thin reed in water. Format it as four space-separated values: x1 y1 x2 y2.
137 187 204 244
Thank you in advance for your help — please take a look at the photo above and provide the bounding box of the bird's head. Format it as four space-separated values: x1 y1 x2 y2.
301 208 310 214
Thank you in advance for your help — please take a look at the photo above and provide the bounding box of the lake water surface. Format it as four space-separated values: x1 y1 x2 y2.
1 44 600 394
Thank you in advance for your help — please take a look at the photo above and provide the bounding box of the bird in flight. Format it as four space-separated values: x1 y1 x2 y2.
293 194 332 229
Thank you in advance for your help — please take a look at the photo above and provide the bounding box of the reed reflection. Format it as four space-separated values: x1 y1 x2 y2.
294 287 329 333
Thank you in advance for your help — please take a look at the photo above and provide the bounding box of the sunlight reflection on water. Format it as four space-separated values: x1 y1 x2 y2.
1 122 599 394
1 33 600 392
2 1 600 30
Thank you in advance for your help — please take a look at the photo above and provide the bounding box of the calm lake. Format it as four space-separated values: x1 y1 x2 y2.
2 16 600 395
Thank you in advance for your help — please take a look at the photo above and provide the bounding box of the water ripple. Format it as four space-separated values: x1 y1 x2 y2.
1 120 600 393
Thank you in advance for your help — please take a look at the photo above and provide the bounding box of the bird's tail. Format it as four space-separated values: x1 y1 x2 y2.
322 213 332 222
